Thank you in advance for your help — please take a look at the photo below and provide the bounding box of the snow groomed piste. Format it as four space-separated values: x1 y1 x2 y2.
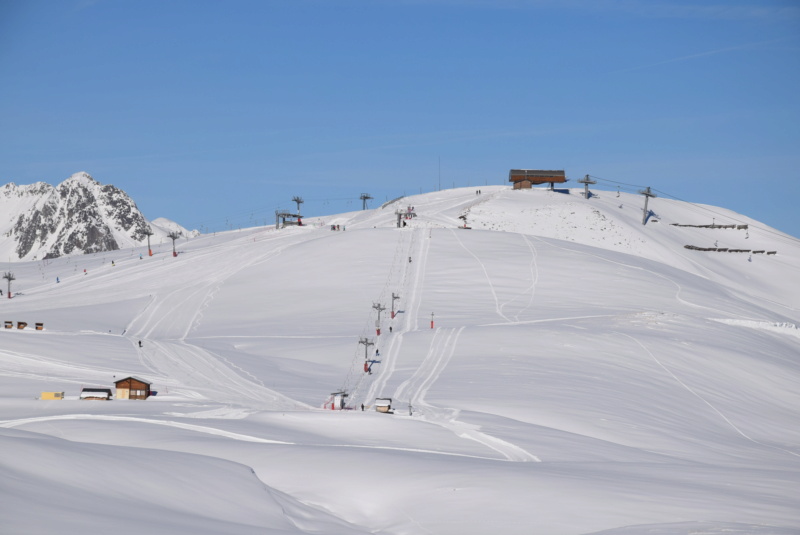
1 185 799 534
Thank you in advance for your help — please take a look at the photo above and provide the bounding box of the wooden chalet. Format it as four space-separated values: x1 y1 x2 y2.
114 376 152 400
80 388 112 400
509 169 567 190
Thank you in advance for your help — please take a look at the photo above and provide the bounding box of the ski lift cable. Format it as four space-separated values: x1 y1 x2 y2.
590 175 800 246
338 227 417 404
588 175 644 189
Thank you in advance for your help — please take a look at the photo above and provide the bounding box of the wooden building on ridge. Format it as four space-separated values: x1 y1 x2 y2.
509 169 567 190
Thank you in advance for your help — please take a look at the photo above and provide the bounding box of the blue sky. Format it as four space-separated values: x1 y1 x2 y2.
1 0 799 236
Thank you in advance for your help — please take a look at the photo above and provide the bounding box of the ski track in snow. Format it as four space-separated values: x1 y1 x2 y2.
347 211 538 461
0 414 293 443
124 228 320 410
352 216 540 461
618 331 800 459
530 235 760 320
394 326 539 462
360 227 429 404
449 228 511 323
149 339 301 410
478 313 620 328
0 348 113 383
405 227 429 333
500 233 539 322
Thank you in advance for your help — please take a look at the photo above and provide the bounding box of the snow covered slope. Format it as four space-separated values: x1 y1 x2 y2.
0 172 182 261
151 217 199 238
1 186 798 534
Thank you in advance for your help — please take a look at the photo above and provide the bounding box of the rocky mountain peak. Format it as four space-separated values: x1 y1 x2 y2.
0 173 177 261
63 171 97 186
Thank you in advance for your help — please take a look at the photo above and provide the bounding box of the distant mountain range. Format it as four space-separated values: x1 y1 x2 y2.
0 172 192 261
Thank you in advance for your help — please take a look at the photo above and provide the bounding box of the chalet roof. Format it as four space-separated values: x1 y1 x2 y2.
509 169 566 181
114 376 152 386
82 388 112 393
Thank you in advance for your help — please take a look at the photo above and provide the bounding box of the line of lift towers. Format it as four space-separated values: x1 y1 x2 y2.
275 193 376 229
330 292 405 411
579 175 657 225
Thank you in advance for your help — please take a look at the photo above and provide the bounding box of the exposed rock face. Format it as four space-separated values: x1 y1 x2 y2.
2 172 156 260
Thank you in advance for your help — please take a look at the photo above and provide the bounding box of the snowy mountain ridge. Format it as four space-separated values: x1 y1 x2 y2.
0 172 184 261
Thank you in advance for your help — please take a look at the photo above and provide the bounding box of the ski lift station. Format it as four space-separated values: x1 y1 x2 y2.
327 391 348 410
509 169 567 190
275 210 302 229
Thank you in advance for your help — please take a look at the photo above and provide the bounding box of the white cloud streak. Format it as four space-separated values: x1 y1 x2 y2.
609 37 793 74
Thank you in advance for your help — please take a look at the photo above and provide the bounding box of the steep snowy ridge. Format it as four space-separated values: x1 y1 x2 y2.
151 216 199 238
0 172 179 261
0 185 798 534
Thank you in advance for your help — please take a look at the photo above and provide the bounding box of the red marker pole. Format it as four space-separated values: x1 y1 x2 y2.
430 312 434 329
